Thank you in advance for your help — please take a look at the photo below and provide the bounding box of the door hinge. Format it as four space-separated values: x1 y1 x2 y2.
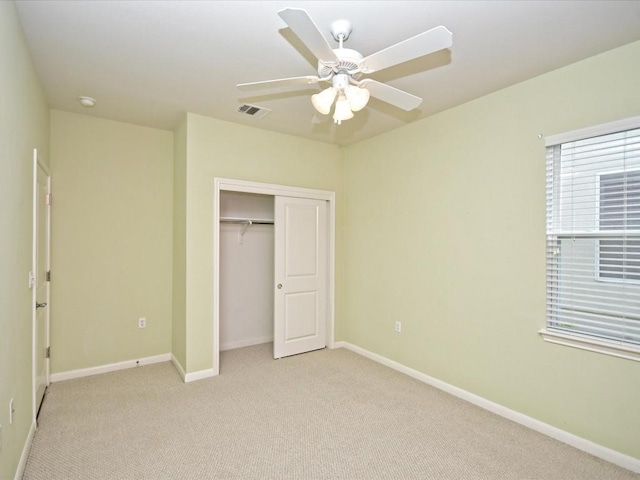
46 347 50 359
45 193 52 205
46 271 51 282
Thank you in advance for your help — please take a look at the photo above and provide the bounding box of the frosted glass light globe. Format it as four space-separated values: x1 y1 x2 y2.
311 87 336 115
333 95 354 124
345 86 370 112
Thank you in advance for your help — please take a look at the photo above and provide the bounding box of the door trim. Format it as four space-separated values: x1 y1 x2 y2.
213 178 335 375
32 149 51 421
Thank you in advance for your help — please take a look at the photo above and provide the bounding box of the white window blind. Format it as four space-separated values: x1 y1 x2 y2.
546 126 640 346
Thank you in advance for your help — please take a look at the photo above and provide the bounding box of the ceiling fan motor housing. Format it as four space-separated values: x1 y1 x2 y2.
318 48 363 79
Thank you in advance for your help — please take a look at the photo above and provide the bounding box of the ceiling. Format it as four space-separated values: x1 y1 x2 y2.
14 1 640 146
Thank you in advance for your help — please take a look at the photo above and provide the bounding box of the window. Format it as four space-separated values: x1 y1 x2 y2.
544 118 640 359
598 170 640 282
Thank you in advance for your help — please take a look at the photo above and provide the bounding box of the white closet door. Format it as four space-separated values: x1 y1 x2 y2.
274 196 327 359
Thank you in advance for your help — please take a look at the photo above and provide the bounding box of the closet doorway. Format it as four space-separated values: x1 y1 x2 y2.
213 178 335 375
219 191 274 352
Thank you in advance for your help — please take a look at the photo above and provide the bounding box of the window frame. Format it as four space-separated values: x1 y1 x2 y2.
540 116 640 362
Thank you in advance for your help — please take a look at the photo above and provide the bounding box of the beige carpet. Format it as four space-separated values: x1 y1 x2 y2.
23 344 638 479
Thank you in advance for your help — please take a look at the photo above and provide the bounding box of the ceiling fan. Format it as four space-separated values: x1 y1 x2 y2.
237 8 453 125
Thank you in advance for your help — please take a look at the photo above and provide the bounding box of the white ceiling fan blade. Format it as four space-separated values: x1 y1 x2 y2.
237 75 320 90
278 8 338 64
360 26 452 74
360 80 422 111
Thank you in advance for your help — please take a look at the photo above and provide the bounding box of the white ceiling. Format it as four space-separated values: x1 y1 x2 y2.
15 1 640 146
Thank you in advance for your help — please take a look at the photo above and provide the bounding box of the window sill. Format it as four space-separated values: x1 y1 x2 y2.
539 329 640 362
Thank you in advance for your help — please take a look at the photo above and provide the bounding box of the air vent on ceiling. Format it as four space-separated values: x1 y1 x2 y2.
237 104 271 119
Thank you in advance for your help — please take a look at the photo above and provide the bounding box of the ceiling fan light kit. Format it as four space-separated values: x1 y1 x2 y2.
237 8 452 126
311 72 371 123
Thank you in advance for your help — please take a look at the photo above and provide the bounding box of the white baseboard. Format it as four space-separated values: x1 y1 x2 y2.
171 353 216 383
335 341 640 474
220 335 273 352
14 419 36 480
50 353 172 382
184 368 215 383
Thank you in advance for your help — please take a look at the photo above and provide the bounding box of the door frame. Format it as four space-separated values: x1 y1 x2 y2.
213 177 335 375
32 148 51 420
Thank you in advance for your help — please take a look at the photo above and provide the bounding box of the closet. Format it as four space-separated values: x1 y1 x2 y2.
215 178 333 372
219 191 275 351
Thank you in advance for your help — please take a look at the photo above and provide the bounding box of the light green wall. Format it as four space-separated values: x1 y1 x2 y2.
172 115 187 369
50 111 174 373
4 4 638 475
342 41 640 459
0 2 50 478
182 113 343 372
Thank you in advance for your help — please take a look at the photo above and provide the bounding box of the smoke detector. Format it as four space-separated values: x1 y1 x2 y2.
78 96 96 107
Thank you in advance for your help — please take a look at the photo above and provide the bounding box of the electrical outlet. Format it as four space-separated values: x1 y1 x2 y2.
138 317 146 329
9 399 14 424
395 321 402 333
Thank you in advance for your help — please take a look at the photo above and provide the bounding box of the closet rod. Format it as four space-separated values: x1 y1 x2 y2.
220 217 274 225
